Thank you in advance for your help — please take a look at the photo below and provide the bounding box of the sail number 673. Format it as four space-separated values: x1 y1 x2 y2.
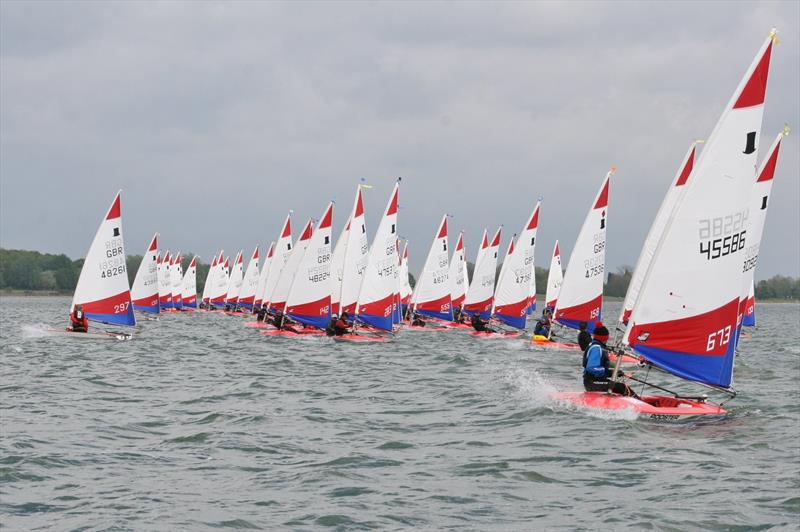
706 325 731 352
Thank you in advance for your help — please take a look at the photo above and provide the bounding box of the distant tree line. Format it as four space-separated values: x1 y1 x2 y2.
1 248 798 301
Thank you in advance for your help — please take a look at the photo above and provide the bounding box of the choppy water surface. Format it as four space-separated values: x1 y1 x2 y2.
1 296 798 530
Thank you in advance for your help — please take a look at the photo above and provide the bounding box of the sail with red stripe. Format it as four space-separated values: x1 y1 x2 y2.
555 168 613 331
270 219 313 312
226 251 244 306
182 256 198 308
330 215 349 316
262 213 293 309
544 241 562 309
449 231 467 311
70 191 135 326
339 186 370 316
209 252 229 307
158 250 173 309
620 143 699 326
464 227 501 319
131 233 160 313
171 252 183 310
202 253 218 304
625 30 776 389
738 128 786 332
287 202 334 328
254 243 274 309
356 181 400 331
494 201 540 329
238 246 260 310
412 215 452 321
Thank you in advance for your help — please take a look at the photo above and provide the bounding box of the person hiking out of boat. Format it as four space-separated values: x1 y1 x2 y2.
452 306 465 324
256 305 268 323
69 305 89 333
582 322 638 398
334 312 351 336
470 311 494 333
533 308 553 337
411 312 426 327
273 309 299 333
577 321 593 351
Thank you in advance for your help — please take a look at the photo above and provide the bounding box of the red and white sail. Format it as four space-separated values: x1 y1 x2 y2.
738 128 786 329
226 251 244 305
399 242 412 308
71 191 136 326
209 251 228 307
412 215 452 321
202 253 218 304
494 201 540 329
182 256 198 308
270 219 313 311
356 182 400 331
620 143 698 326
625 30 776 389
287 202 334 328
131 233 160 313
449 231 468 310
339 186 370 316
262 213 293 308
544 241 562 309
158 250 173 309
238 246 260 310
555 168 613 331
171 252 183 309
330 215 350 315
254 242 275 308
464 227 501 318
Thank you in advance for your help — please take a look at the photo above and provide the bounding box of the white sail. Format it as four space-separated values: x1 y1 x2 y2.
158 250 173 309
494 201 540 329
270 219 313 311
201 253 217 304
254 242 275 308
449 231 467 310
225 250 244 305
238 246 260 310
131 233 160 313
412 215 452 321
625 30 776 389
170 252 183 308
262 213 293 308
544 240 562 309
181 256 198 308
463 227 501 318
555 168 613 331
330 215 350 315
71 191 135 326
339 186 370 316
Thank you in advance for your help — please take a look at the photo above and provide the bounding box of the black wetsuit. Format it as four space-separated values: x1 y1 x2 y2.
578 330 593 351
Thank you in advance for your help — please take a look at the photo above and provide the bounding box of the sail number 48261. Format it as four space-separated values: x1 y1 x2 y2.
706 325 731 352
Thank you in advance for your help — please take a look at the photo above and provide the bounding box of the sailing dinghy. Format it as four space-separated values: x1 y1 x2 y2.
399 242 413 316
409 214 452 326
555 29 777 420
237 247 260 311
182 256 198 309
158 250 173 310
463 227 501 319
131 233 160 314
225 250 244 311
170 252 183 310
62 191 135 339
261 213 294 311
253 242 275 311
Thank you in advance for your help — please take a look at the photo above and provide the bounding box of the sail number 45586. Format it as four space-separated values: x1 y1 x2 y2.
706 325 731 352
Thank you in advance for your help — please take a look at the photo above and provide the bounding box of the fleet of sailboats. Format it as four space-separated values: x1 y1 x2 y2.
56 29 789 420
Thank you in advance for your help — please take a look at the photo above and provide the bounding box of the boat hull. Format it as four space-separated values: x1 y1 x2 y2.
552 391 726 421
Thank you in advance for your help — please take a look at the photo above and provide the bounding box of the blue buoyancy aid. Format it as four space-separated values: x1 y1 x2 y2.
583 341 608 379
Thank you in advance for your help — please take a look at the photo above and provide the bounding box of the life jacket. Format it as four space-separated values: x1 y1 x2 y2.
583 340 608 379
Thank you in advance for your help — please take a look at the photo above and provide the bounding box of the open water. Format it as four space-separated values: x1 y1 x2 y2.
1 296 798 531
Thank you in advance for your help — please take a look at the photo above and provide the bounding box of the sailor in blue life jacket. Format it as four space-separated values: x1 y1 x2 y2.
582 322 638 398
533 308 553 337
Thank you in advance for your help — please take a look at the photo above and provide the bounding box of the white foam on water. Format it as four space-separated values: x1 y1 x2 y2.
21 323 57 338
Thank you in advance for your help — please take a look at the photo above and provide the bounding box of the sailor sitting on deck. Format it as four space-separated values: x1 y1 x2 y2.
333 312 352 336
411 312 426 327
272 309 298 333
533 308 553 337
582 323 638 398
577 321 593 351
256 305 268 322
69 305 88 333
470 312 494 333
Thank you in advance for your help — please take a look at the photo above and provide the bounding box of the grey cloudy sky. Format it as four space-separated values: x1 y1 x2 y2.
1 0 798 279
